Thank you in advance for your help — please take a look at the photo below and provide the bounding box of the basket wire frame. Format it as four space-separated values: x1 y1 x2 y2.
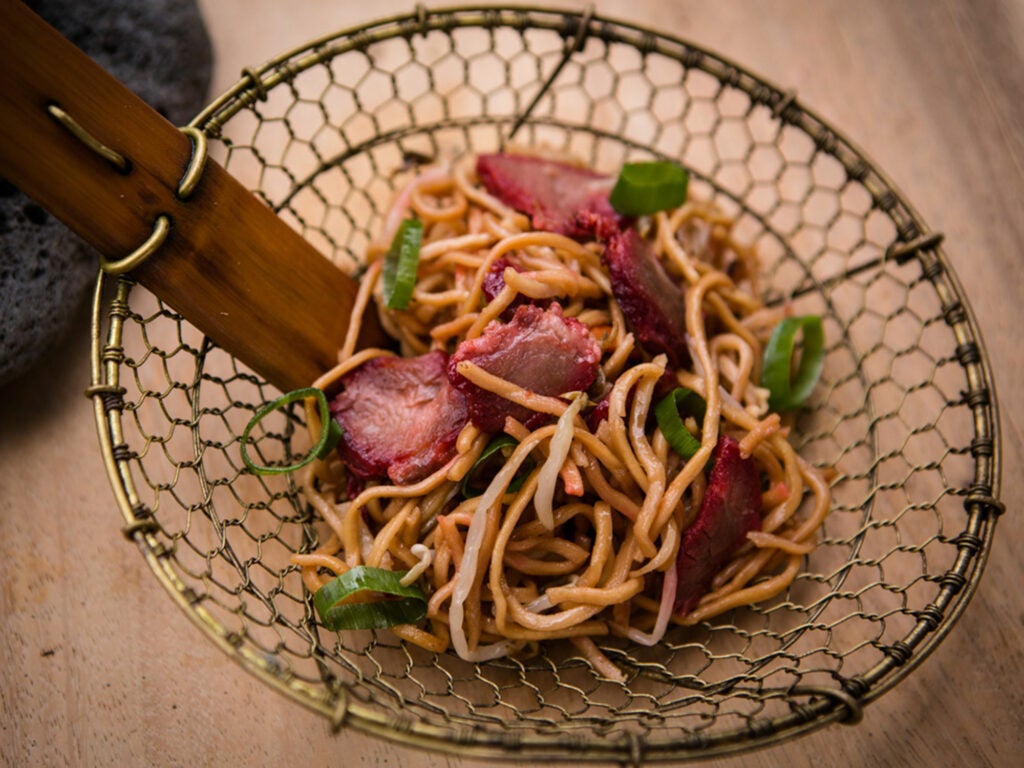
88 6 1003 764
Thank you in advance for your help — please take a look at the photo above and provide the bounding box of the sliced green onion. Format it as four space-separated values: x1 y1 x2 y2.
761 315 825 411
609 161 690 216
382 217 423 309
240 387 342 475
655 387 706 460
460 434 532 498
314 566 427 631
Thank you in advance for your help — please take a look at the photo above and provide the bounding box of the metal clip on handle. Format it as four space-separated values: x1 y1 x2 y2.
46 104 209 276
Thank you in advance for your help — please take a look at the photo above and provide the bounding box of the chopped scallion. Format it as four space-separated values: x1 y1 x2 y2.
761 315 825 411
240 387 342 475
654 387 705 460
314 566 427 630
382 218 423 309
609 161 690 216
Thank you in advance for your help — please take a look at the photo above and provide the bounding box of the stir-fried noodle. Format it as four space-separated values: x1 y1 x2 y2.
289 153 830 676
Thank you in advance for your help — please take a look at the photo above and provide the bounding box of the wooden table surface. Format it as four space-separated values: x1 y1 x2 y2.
2 1 1021 766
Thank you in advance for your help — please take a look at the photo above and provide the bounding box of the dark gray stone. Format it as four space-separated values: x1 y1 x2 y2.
27 0 214 125
0 180 94 386
1 0 213 386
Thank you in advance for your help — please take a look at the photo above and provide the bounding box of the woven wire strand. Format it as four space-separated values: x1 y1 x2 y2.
90 7 1001 763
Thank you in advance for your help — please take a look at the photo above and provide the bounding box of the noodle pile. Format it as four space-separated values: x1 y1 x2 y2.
291 153 830 674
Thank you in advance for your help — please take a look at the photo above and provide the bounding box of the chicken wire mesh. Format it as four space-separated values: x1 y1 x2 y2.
88 5 1003 764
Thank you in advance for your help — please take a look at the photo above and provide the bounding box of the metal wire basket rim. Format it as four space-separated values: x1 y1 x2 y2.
89 5 1005 763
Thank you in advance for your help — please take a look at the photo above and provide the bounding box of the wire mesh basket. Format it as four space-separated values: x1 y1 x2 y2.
89 5 1003 763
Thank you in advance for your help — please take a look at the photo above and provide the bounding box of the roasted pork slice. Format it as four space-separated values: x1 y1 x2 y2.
448 303 601 433
603 227 690 368
330 350 468 485
674 434 763 614
476 152 623 240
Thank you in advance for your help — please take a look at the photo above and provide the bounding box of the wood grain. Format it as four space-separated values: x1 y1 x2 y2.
1 1 1021 767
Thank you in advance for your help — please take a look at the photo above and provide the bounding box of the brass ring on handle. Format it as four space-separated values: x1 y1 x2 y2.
177 126 208 200
100 214 171 275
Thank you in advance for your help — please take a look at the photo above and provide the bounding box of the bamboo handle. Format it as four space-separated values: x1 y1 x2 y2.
0 0 387 392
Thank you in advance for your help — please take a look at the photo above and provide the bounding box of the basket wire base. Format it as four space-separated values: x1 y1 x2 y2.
89 6 1002 763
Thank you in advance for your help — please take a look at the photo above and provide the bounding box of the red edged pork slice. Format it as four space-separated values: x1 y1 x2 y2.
603 227 690 368
330 350 468 486
448 303 601 433
674 435 763 615
476 153 623 240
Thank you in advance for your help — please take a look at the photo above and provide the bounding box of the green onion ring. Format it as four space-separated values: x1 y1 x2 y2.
609 161 690 216
654 387 705 460
240 387 343 475
761 315 825 411
383 217 424 310
314 566 427 630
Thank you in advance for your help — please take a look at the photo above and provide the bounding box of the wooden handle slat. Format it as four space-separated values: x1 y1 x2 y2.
0 1 387 391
